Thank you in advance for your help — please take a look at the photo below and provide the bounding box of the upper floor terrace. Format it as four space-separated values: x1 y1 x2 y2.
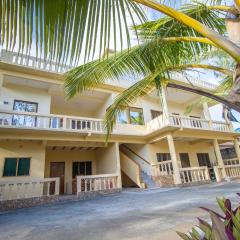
0 49 218 91
0 49 235 142
0 109 235 141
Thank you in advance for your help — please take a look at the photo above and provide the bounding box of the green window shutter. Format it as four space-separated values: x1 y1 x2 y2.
3 158 17 176
17 158 30 176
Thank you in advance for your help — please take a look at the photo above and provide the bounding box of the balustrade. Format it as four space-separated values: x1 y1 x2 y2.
179 167 210 184
0 178 59 201
76 174 118 195
158 160 173 175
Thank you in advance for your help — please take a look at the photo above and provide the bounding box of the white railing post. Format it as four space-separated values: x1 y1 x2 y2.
214 166 222 182
54 178 60 195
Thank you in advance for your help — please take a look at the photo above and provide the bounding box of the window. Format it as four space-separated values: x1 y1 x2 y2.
197 153 211 168
12 100 38 127
72 161 92 179
151 110 162 120
179 153 191 168
129 107 144 125
117 107 144 125
3 158 30 177
156 153 171 162
117 111 128 124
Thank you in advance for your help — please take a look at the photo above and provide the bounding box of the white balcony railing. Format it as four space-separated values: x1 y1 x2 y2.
224 158 240 166
214 164 240 182
158 160 173 175
0 178 60 201
0 110 104 133
76 174 118 195
225 164 240 178
171 73 217 90
1 50 218 90
0 49 72 73
0 110 233 136
179 166 210 184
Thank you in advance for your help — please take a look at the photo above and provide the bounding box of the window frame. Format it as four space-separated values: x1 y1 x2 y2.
197 153 211 168
2 157 31 177
156 153 171 162
128 107 144 125
72 161 92 179
151 110 162 120
13 100 38 113
117 107 145 125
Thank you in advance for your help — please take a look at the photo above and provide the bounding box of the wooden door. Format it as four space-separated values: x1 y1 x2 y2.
179 153 191 168
50 162 65 194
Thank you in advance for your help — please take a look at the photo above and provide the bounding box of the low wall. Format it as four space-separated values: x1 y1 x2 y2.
77 188 121 200
0 195 59 212
0 189 122 212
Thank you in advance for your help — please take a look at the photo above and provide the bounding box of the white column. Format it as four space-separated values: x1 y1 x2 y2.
234 138 240 161
223 105 234 131
161 86 170 124
115 142 122 189
167 134 181 185
203 102 212 128
213 139 227 179
203 102 211 120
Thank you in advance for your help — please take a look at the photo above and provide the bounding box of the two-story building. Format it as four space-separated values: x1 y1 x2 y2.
0 50 240 210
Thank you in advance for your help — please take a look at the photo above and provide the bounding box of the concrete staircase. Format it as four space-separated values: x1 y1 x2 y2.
141 171 158 189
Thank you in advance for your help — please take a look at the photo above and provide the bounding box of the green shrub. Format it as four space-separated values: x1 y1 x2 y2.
177 194 240 240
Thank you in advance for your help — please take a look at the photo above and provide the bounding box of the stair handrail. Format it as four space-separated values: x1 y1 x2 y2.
119 151 146 188
121 144 157 166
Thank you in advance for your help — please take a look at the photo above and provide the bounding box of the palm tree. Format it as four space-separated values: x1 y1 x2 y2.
1 0 240 135
63 1 240 137
1 0 240 63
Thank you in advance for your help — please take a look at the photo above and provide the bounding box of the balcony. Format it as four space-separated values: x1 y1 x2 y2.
1 49 217 90
147 114 232 133
0 110 234 138
0 111 104 134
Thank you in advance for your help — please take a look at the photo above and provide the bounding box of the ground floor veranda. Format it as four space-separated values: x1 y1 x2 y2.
0 133 240 208
1 181 240 240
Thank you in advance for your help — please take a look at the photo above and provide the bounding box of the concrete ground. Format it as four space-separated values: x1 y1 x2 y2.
1 181 240 240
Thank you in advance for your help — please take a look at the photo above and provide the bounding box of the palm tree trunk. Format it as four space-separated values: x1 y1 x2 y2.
167 83 240 113
235 0 240 11
227 63 240 105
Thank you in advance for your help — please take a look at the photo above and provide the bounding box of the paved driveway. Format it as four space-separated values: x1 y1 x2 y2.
1 181 240 240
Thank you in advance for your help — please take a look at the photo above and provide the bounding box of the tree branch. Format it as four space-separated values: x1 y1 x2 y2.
167 82 240 113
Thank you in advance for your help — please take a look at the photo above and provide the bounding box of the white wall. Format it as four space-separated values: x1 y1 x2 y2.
0 84 51 114
127 141 217 168
0 140 46 180
96 143 118 174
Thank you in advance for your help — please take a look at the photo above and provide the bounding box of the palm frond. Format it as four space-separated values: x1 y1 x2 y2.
133 0 240 61
0 0 146 66
104 74 156 139
104 63 232 139
135 1 227 40
65 36 215 98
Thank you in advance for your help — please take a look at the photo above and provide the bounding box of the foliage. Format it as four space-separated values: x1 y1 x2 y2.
0 0 146 65
64 1 238 140
177 194 240 240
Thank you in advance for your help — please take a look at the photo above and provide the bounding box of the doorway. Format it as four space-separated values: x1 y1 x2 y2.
179 153 191 168
50 162 65 194
197 153 215 180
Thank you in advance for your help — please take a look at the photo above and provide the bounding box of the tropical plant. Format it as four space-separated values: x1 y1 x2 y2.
63 1 240 138
2 0 240 137
177 194 240 240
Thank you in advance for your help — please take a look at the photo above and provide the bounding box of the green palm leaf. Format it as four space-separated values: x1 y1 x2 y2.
0 0 146 66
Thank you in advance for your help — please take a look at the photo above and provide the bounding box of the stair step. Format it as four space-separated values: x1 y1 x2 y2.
141 171 157 188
